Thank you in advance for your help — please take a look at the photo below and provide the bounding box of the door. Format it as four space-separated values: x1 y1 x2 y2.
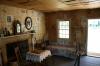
87 19 100 57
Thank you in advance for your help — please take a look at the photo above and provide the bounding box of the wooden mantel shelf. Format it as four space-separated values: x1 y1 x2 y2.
0 33 33 39
0 33 34 65
0 33 33 46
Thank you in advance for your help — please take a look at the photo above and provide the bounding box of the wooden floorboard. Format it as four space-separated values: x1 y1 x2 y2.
17 55 100 66
45 55 100 66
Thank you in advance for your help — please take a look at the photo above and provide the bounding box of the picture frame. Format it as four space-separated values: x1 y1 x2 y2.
13 20 21 35
25 17 32 30
7 15 13 22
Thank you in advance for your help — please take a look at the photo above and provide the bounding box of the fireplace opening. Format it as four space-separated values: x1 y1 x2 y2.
6 40 29 62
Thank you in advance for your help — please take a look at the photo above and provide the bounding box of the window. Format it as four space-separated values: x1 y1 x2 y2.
58 21 69 38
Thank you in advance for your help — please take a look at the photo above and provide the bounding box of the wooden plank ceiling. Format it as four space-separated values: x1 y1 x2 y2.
0 0 100 12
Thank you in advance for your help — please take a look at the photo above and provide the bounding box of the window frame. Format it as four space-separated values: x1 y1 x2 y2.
57 19 70 39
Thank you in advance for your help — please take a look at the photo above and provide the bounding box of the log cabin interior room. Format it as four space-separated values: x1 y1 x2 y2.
0 0 100 66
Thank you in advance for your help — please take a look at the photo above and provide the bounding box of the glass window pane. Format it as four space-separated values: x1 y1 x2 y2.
63 30 66 34
59 21 64 26
58 21 69 38
59 25 69 29
59 34 62 38
59 30 63 34
66 35 69 38
62 34 65 38
59 30 69 35
66 30 69 34
60 25 65 29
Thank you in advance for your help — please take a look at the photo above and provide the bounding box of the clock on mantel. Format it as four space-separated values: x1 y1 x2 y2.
13 20 21 35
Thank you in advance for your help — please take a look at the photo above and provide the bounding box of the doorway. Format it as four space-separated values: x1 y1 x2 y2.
87 19 100 57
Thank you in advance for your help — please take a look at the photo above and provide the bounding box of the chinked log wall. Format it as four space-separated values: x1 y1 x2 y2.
0 33 33 65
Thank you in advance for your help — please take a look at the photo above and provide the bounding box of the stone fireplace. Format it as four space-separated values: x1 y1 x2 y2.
6 40 29 62
0 33 33 65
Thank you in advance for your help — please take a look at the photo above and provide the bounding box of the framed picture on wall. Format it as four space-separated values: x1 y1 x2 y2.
25 17 32 30
7 15 13 22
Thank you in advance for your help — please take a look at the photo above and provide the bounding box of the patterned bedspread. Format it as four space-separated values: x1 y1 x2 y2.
26 49 51 62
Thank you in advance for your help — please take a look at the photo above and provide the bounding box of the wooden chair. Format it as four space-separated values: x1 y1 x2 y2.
15 47 32 66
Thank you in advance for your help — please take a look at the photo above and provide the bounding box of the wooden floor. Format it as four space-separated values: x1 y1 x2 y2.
44 55 100 66
17 55 100 66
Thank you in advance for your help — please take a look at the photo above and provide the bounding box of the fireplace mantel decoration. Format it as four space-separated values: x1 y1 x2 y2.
0 33 33 65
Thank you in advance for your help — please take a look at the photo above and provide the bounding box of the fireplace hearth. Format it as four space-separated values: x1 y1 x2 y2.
0 33 33 65
6 40 29 62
